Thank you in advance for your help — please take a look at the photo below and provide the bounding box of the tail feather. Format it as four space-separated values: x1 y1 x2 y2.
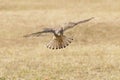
46 36 73 49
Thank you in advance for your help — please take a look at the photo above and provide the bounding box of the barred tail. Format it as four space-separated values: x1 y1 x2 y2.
46 36 73 49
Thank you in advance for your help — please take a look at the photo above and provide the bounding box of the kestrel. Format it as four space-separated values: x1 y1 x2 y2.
24 17 94 49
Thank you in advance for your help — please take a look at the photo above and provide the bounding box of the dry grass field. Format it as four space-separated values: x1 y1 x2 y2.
0 0 120 80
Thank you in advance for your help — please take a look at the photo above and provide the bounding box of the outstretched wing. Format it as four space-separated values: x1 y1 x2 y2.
63 17 94 31
24 28 54 37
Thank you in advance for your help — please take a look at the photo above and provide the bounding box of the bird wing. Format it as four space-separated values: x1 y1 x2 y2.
24 28 54 37
63 17 94 31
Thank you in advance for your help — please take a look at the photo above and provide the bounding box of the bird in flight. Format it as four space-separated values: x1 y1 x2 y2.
24 17 94 49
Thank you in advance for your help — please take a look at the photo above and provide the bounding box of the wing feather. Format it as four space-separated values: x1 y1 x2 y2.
24 28 54 37
63 17 94 31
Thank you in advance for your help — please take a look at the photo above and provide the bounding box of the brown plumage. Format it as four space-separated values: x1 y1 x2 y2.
24 17 94 49
46 35 73 49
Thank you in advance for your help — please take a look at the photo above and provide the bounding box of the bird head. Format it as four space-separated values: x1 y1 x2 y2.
55 30 61 36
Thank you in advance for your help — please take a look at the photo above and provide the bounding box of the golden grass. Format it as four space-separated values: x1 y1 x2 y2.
0 0 120 80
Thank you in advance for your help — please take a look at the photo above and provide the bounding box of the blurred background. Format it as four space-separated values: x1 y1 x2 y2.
0 0 120 80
